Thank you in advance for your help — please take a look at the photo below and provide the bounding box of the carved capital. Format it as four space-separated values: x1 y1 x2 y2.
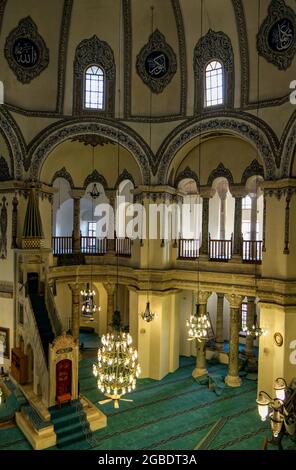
225 294 244 309
197 291 211 305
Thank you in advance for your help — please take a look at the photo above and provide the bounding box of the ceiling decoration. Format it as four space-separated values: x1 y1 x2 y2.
71 134 114 147
136 29 177 94
257 0 296 71
4 16 49 84
83 170 108 190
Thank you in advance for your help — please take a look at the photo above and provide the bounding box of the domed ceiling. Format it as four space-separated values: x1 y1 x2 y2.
0 0 295 119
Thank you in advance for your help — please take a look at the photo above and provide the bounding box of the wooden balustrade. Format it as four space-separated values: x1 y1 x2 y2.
52 236 72 255
81 236 107 255
242 240 263 262
116 237 132 257
209 238 232 261
178 239 199 259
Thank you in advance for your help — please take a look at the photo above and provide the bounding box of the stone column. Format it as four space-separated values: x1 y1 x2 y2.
215 293 224 351
245 297 256 360
225 294 243 387
103 282 115 331
200 188 215 255
219 191 227 240
192 291 211 378
231 187 246 256
69 283 81 342
11 193 18 248
69 190 84 253
106 190 116 253
250 195 258 240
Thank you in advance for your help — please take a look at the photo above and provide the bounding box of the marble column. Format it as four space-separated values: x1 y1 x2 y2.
11 193 18 248
103 283 116 331
215 293 224 352
225 294 243 387
245 297 256 360
231 188 246 256
192 291 211 378
219 191 227 240
106 190 116 253
70 190 84 253
69 283 81 342
200 188 214 255
250 195 258 241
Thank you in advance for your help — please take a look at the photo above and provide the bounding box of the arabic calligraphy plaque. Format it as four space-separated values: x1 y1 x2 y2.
136 29 177 94
5 17 49 83
257 0 296 70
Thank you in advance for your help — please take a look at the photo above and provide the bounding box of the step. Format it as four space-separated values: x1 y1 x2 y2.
55 421 86 439
52 410 85 429
50 401 81 419
57 429 88 448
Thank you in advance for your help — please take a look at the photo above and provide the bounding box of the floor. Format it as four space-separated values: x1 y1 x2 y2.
0 334 295 451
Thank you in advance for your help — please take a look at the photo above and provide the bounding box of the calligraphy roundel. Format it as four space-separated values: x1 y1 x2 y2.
257 0 296 70
5 17 49 84
136 29 177 94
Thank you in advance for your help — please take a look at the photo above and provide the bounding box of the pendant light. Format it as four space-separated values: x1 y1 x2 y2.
93 3 140 408
140 6 157 324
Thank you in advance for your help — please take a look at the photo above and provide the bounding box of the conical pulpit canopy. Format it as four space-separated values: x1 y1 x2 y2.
22 187 44 249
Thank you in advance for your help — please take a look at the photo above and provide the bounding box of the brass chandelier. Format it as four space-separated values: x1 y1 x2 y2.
187 304 210 342
93 311 141 408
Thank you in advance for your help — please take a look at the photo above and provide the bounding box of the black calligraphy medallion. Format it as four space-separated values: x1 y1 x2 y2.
144 51 169 79
5 17 49 83
136 29 177 94
268 18 294 52
257 0 296 70
13 38 40 68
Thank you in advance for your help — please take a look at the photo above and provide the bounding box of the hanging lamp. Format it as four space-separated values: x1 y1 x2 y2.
93 310 141 409
187 303 210 342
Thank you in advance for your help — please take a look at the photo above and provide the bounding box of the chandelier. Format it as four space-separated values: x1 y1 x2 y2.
242 318 267 338
93 310 141 408
187 304 210 342
140 301 157 323
256 377 296 444
80 283 99 320
88 183 100 200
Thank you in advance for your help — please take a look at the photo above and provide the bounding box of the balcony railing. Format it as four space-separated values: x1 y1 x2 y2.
242 240 263 262
209 237 232 261
52 236 72 255
178 239 199 259
116 237 132 257
81 236 107 255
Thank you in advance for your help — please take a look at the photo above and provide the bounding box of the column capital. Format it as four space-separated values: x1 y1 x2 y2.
225 293 244 309
229 185 248 198
199 186 216 198
103 282 116 295
197 291 211 305
69 189 85 199
217 292 225 299
68 282 84 294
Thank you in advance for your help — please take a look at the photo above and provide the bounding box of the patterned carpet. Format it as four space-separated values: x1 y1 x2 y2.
0 354 295 451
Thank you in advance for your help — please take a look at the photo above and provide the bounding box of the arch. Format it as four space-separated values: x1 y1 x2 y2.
156 113 278 183
83 170 108 190
115 169 135 189
280 110 296 177
27 118 153 184
51 167 74 189
0 107 26 179
241 159 264 185
175 167 199 188
207 163 234 186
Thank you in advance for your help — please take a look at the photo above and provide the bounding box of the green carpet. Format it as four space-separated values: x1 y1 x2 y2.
0 355 295 451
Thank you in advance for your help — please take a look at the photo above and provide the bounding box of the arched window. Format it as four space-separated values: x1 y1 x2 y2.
84 65 105 109
205 60 224 108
